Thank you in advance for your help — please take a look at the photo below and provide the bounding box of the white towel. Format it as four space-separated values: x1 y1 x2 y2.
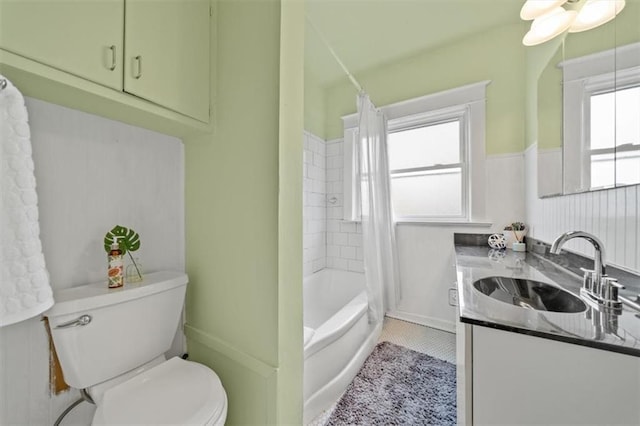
0 75 53 327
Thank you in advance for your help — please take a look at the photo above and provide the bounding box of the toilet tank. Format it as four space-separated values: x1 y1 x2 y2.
46 271 188 389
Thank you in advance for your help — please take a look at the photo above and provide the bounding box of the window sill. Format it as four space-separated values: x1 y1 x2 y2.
395 220 493 227
342 219 493 227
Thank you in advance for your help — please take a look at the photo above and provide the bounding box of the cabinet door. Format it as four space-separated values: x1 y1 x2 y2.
124 0 210 122
473 326 640 425
0 0 124 90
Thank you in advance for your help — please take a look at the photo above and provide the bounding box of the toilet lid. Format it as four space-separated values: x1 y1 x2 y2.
93 357 227 425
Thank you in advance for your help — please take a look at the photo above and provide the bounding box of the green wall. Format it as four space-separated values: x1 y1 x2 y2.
184 0 303 424
524 36 565 148
565 0 640 59
277 0 304 421
535 44 564 151
316 1 639 154
323 23 528 155
304 67 327 139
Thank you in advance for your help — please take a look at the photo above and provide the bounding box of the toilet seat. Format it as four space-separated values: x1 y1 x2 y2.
92 357 227 425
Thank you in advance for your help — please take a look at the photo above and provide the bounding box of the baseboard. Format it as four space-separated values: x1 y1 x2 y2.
184 324 276 378
386 310 456 334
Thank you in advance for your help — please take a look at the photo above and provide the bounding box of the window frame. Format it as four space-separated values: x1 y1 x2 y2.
386 105 470 221
582 75 640 189
561 42 640 192
342 80 490 225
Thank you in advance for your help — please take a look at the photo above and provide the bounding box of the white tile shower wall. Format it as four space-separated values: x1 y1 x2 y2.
303 132 326 276
525 144 639 273
0 98 185 425
325 139 364 273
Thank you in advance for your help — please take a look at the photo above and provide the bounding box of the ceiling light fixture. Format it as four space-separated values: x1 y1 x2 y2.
521 0 626 46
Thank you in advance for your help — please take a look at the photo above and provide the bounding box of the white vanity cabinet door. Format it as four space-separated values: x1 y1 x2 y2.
472 326 640 425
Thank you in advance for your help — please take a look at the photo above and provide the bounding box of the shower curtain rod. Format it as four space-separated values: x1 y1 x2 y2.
305 16 364 94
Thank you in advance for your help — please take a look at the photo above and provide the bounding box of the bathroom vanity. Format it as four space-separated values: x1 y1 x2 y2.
454 235 640 425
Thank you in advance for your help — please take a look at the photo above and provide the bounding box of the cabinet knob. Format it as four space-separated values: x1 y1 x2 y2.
134 55 142 79
108 45 117 71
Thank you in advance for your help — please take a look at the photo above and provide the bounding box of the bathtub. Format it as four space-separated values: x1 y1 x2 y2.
303 268 382 423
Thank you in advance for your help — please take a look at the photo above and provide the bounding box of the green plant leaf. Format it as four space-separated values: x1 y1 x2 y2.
104 225 141 255
511 222 525 231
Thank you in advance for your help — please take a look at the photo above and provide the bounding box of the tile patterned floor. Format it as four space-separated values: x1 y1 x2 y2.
307 317 456 425
379 317 456 363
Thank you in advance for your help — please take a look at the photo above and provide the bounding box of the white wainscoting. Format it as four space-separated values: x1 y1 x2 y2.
537 147 563 197
0 98 185 425
390 153 525 332
525 144 639 273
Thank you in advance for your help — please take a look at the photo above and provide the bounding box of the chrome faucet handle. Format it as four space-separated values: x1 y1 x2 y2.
601 276 624 301
579 267 596 292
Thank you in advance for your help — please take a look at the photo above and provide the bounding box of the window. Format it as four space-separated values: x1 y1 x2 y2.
588 85 640 188
342 81 489 224
387 108 468 220
562 42 640 192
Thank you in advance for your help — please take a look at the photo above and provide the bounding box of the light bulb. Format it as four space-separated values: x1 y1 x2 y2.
569 0 626 32
523 7 578 46
520 0 569 20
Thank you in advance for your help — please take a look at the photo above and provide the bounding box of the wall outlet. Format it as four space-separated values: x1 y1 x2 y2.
449 288 459 306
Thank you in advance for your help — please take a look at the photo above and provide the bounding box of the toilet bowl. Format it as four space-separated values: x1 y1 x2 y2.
93 357 227 425
46 271 227 425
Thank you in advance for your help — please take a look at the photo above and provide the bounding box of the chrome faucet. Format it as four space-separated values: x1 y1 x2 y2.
550 231 623 309
550 231 606 283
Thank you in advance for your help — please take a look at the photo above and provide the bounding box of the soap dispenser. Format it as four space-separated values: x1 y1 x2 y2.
108 237 124 288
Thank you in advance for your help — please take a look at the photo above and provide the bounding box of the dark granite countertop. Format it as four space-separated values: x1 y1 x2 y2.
454 235 640 357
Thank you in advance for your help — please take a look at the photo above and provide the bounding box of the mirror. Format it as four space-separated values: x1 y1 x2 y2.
537 44 564 197
537 2 640 197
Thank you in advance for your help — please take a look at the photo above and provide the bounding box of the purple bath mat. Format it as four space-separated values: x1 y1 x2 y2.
326 341 456 425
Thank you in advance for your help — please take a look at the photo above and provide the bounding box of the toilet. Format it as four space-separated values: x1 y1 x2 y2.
46 271 227 425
